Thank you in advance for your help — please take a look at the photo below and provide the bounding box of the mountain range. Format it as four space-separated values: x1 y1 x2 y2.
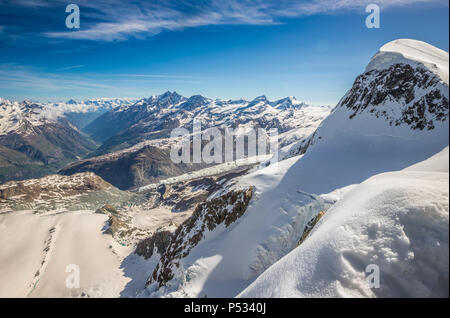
1 92 330 188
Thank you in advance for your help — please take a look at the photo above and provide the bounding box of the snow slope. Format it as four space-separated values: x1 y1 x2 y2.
239 147 449 298
0 210 131 297
0 206 189 298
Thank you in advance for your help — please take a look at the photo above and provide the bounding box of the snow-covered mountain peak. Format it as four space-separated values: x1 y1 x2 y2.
325 40 449 132
157 91 185 104
179 94 211 110
273 96 305 110
66 99 78 104
366 39 449 84
0 99 50 135
252 95 268 102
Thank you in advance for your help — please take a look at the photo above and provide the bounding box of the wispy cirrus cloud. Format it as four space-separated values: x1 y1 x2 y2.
58 64 85 71
2 0 447 42
0 63 113 92
0 63 212 101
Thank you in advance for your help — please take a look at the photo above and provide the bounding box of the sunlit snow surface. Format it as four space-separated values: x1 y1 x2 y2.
239 147 449 298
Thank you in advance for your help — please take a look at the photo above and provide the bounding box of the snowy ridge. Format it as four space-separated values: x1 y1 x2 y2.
0 99 50 135
0 97 136 135
366 39 449 84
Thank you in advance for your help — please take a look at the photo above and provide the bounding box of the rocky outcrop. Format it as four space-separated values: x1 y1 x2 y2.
95 204 119 215
0 172 112 201
297 210 325 246
147 186 254 287
135 231 173 259
342 63 448 130
0 172 135 212
141 166 253 212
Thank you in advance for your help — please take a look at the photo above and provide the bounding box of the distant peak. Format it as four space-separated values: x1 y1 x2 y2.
253 95 268 102
179 94 210 110
0 97 10 105
277 96 297 102
274 96 305 110
153 91 185 107
67 99 78 104
21 99 38 106
187 94 208 102
159 91 182 99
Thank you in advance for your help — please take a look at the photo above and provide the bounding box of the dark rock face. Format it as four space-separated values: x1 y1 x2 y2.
139 165 253 213
147 186 254 287
59 144 210 190
297 211 326 246
104 215 130 236
135 231 173 259
342 63 448 130
95 204 119 215
60 126 269 191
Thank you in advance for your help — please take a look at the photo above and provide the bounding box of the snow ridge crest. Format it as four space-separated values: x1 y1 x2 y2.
366 39 449 84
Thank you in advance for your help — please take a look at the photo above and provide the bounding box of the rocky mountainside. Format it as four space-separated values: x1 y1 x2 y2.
330 39 448 130
59 138 211 190
147 186 254 289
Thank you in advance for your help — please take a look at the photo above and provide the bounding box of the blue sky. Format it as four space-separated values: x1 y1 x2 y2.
0 0 448 105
